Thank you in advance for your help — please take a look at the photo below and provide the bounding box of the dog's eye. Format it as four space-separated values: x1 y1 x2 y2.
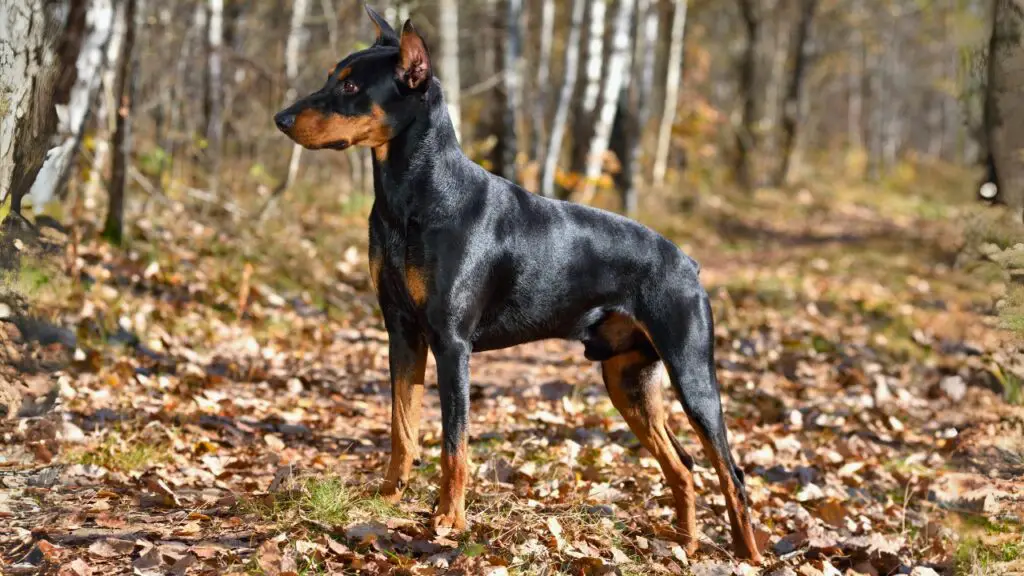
341 80 359 95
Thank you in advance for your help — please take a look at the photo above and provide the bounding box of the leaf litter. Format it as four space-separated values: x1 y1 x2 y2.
1 189 1023 575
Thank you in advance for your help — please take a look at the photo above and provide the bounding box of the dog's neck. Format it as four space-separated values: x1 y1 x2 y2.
370 79 467 223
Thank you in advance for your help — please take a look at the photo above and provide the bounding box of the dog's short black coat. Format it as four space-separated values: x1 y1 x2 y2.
275 6 763 563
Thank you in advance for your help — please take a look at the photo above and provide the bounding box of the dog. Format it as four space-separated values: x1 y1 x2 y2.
274 6 762 562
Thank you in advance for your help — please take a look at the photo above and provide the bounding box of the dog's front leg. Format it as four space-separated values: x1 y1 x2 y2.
380 320 428 503
430 335 471 533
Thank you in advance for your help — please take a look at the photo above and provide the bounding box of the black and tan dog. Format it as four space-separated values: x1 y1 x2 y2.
274 6 762 562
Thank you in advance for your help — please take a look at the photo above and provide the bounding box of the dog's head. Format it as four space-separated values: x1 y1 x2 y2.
273 5 431 155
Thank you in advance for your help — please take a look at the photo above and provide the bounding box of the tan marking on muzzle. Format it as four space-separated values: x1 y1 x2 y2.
288 104 390 150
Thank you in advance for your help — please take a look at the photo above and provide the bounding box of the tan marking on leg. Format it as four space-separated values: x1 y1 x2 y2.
603 351 699 554
690 418 763 564
380 349 427 503
432 438 468 532
597 312 640 352
405 265 428 306
374 143 389 162
368 254 382 295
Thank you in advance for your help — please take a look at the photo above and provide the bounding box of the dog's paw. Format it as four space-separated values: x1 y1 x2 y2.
378 480 405 504
735 543 764 566
431 506 467 536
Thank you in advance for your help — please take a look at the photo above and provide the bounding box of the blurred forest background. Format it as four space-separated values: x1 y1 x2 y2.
2 0 1020 223
4 0 1024 575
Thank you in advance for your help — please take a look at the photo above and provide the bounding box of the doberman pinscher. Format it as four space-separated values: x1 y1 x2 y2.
274 6 762 563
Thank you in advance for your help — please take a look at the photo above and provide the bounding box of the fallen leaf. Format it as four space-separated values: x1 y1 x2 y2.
257 539 282 576
546 516 565 551
88 538 135 558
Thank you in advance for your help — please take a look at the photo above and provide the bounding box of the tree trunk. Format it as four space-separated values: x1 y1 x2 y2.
206 0 224 193
320 0 338 52
881 16 901 170
847 0 863 152
615 0 657 214
257 0 310 219
986 0 1024 220
103 0 138 244
25 0 115 212
772 0 818 187
734 0 760 190
498 0 522 182
0 0 69 218
539 0 585 199
438 0 462 142
578 0 636 204
651 0 687 186
570 0 607 175
531 0 555 163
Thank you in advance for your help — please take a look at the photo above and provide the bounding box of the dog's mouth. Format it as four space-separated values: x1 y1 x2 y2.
318 140 351 151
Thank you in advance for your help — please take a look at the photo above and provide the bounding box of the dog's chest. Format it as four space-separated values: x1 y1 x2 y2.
368 215 429 309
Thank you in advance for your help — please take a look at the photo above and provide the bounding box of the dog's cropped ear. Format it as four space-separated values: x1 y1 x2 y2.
364 4 398 47
397 20 431 90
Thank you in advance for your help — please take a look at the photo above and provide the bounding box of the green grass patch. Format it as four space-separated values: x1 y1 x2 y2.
955 536 1024 575
65 433 171 472
243 476 405 529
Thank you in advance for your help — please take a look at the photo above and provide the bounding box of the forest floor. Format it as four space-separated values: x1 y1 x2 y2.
1 165 1023 576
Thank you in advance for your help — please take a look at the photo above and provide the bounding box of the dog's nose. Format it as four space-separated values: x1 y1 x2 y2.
275 112 295 132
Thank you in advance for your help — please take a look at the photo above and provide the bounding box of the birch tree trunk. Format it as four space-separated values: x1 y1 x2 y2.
734 0 760 190
499 0 522 182
866 37 883 180
102 0 138 244
539 0 585 199
438 0 462 142
881 16 901 170
652 0 687 186
847 0 864 152
615 0 656 214
25 0 115 212
206 0 224 194
570 0 606 173
84 0 125 207
531 0 555 163
578 0 636 204
773 0 818 187
0 0 68 218
258 0 310 219
320 0 337 52
986 0 1024 220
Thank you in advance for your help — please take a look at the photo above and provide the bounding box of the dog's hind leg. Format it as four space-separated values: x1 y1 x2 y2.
642 285 763 564
601 347 700 554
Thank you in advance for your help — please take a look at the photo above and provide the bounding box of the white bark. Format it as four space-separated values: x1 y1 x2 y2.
847 0 863 151
438 0 461 142
0 0 62 208
531 0 555 162
579 0 636 203
501 0 523 181
260 0 311 219
282 0 309 186
207 0 224 190
320 0 337 52
85 0 126 208
285 0 310 102
539 0 585 198
26 0 117 212
620 0 657 213
652 0 687 186
581 0 606 115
